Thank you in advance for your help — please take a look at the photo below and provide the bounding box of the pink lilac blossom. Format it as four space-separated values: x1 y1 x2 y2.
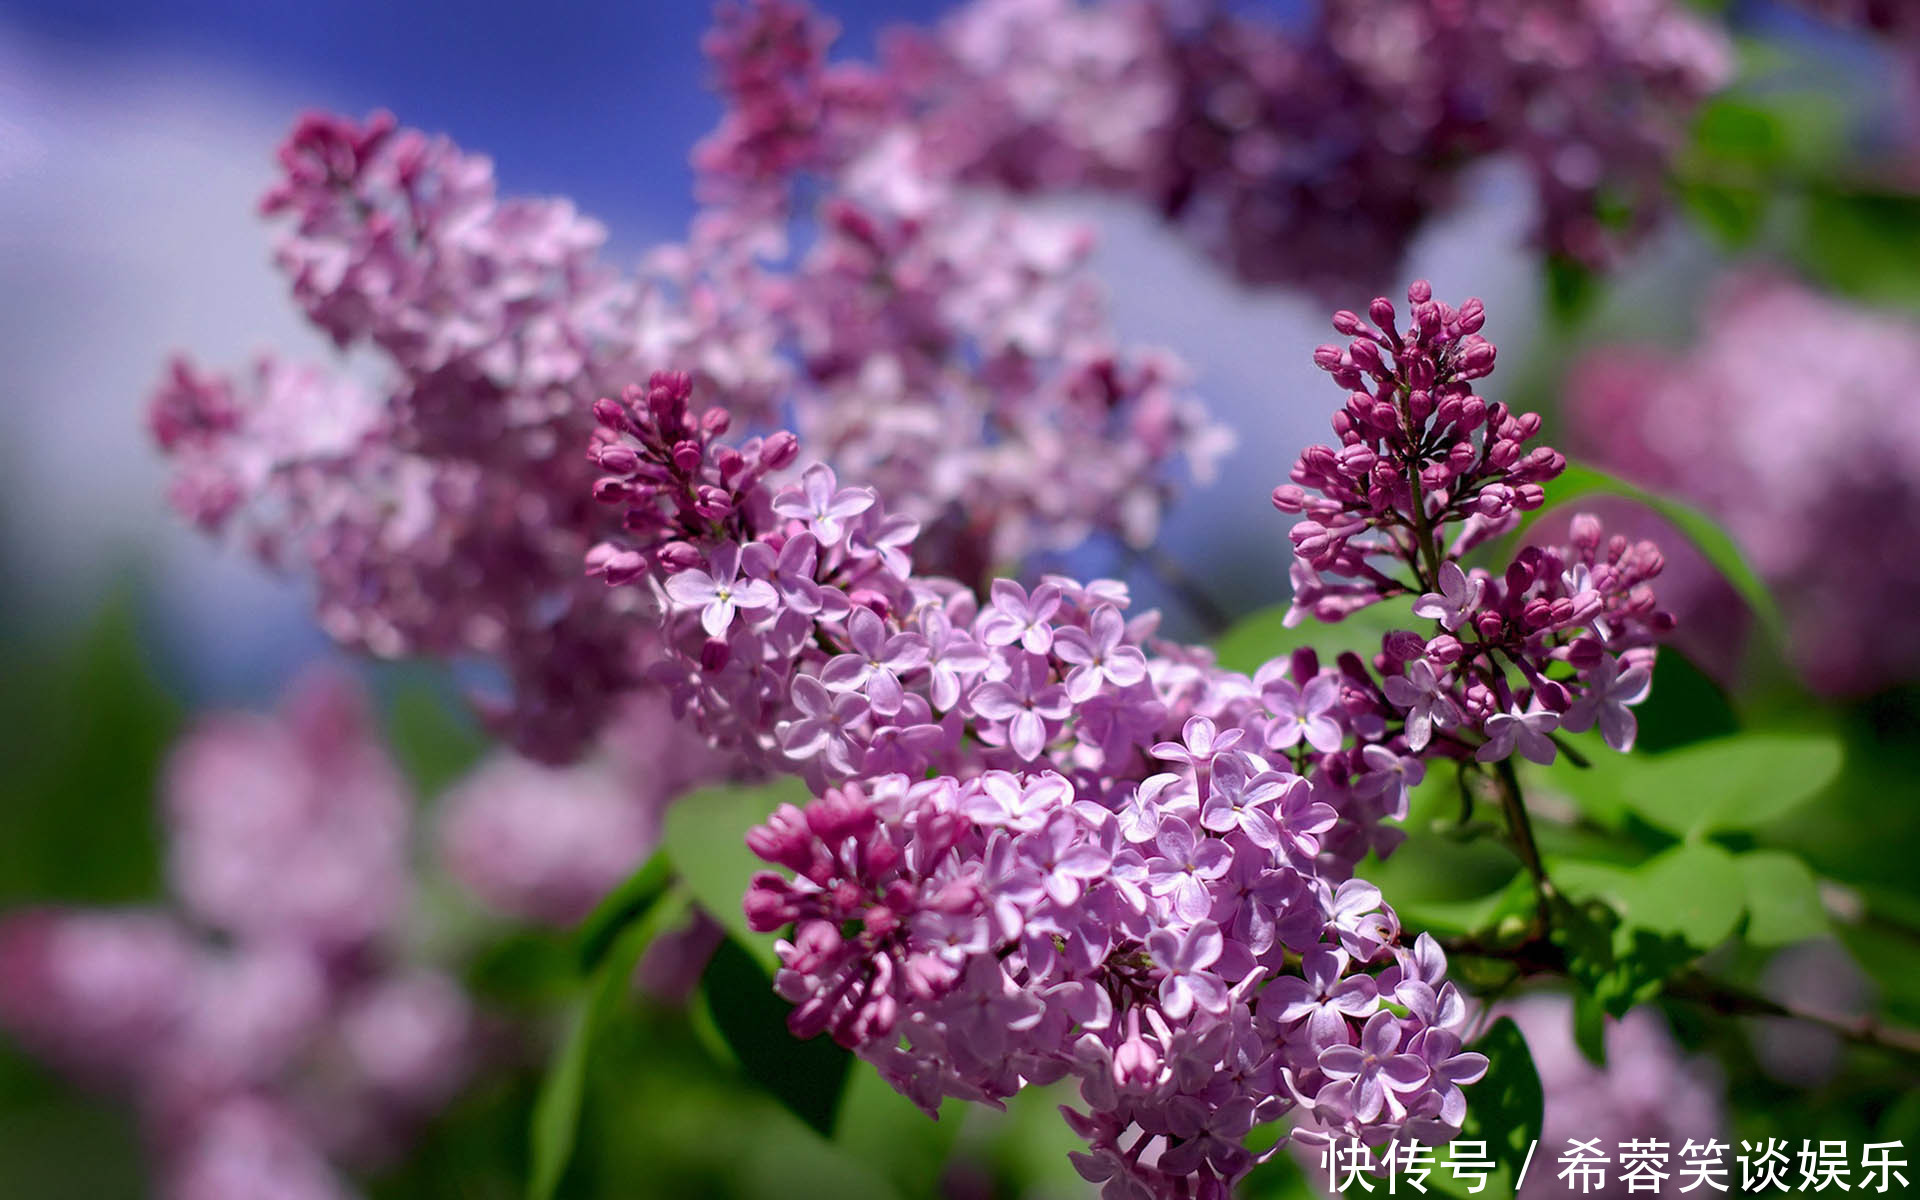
1277 281 1671 762
586 283 1667 1197
436 752 660 926
694 0 1230 577
152 53 1225 757
0 671 475 1200
878 0 1730 292
1499 993 1727 1199
435 684 733 930
147 105 783 763
1566 270 1920 694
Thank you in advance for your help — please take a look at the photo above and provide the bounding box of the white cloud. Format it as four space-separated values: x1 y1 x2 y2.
0 26 332 690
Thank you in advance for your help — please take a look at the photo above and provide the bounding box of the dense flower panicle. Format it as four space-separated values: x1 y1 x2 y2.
263 111 676 459
1567 271 1920 695
881 0 1177 192
880 0 1730 291
584 279 1669 1195
154 65 1225 752
694 0 892 207
0 672 475 1200
692 0 1232 577
150 104 800 762
1278 281 1671 763
590 385 1471 1192
148 343 667 765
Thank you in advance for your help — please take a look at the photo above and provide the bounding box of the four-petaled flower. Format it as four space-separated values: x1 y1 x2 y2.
1476 705 1560 766
663 542 776 636
1262 673 1345 754
1317 1011 1432 1123
1053 605 1148 703
772 463 875 543
741 532 823 614
1381 658 1457 752
1354 745 1425 820
778 674 868 773
821 608 930 715
1561 653 1652 752
1412 561 1484 632
969 653 1073 762
1016 814 1113 907
977 579 1064 655
1147 921 1229 1020
1145 817 1234 923
1198 759 1296 850
1151 715 1245 778
1260 947 1379 1050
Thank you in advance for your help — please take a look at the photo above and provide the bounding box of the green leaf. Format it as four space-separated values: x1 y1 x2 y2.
527 888 689 1200
1545 255 1601 327
1617 732 1843 838
1571 990 1608 1068
376 669 488 797
1794 188 1920 314
1432 1018 1543 1200
699 936 853 1139
1393 872 1534 940
1618 842 1746 949
1211 602 1407 676
663 777 811 973
1527 734 1633 828
0 591 178 905
833 1060 959 1198
527 1000 594 1200
1523 463 1784 646
1738 851 1828 946
1691 98 1788 167
573 851 671 974
1632 650 1738 754
1679 179 1770 248
1549 895 1699 1018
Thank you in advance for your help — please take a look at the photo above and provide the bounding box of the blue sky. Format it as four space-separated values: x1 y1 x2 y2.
0 0 955 243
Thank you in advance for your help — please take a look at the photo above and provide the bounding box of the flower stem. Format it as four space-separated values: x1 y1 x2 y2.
1666 971 1920 1065
1491 757 1555 924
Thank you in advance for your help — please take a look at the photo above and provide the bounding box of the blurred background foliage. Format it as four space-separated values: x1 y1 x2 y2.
4 0 1920 1196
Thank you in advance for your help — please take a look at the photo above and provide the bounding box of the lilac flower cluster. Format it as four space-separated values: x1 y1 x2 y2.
0 672 473 1200
1278 282 1670 761
583 281 1670 1196
437 689 731 926
873 0 1730 291
153 58 1225 757
1566 270 1920 695
692 0 1229 579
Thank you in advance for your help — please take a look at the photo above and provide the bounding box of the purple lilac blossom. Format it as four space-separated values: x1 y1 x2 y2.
0 671 476 1200
437 752 660 926
1276 282 1670 763
149 23 1227 761
880 0 1730 292
1567 270 1920 695
585 281 1668 1197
